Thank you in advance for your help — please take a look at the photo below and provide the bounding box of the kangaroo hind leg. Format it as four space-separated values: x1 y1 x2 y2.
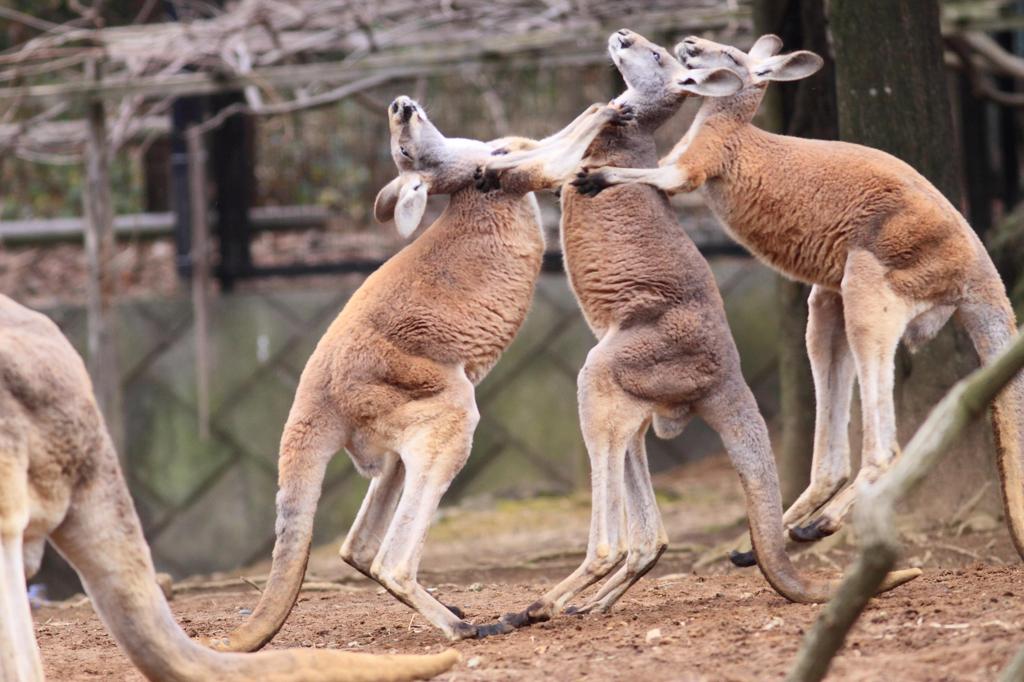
338 453 468 620
368 374 486 640
0 444 44 682
783 285 856 538
501 345 646 627
568 422 667 614
338 452 404 579
792 253 918 540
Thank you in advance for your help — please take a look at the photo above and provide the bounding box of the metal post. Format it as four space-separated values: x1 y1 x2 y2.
82 59 123 450
187 126 212 440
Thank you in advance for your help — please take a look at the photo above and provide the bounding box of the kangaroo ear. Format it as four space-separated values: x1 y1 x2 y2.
373 176 403 224
676 67 744 97
374 173 429 237
393 174 429 238
752 50 823 82
748 34 783 60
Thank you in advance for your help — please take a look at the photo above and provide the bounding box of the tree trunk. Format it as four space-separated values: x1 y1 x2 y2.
829 0 962 206
754 0 838 504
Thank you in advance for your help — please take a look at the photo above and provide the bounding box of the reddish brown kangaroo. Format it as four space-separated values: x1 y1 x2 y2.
576 34 1024 560
0 295 459 681
209 95 632 648
480 30 920 629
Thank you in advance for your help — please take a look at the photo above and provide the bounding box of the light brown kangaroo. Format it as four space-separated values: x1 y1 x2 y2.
0 294 459 682
209 95 632 648
576 34 1024 557
480 30 920 629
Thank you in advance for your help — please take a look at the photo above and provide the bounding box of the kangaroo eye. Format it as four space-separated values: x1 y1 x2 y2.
651 50 662 64
400 146 412 159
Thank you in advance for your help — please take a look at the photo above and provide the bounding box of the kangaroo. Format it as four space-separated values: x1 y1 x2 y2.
575 34 1024 559
0 294 459 682
208 95 633 648
479 30 921 629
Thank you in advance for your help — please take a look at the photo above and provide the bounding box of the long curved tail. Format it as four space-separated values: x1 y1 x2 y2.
50 437 456 682
702 379 921 604
212 414 341 653
957 292 1024 560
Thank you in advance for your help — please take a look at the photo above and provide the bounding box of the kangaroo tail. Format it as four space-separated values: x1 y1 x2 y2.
701 379 920 604
49 435 457 682
957 293 1024 560
211 412 341 652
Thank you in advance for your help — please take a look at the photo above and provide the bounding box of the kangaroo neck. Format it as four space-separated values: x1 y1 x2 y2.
440 186 535 236
586 126 660 169
699 83 766 128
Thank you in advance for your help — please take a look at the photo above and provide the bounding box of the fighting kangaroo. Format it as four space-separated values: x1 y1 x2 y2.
479 30 920 629
210 95 632 648
0 294 458 682
575 34 1024 559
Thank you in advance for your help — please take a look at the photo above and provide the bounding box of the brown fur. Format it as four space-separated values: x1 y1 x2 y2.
485 32 919 626
658 101 981 301
0 295 459 681
212 97 628 648
582 35 1024 555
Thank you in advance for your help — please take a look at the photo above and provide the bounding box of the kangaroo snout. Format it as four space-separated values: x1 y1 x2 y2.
390 96 418 124
615 29 634 50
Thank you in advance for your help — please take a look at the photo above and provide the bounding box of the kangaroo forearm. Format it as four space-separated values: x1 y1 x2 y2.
599 164 704 194
486 106 621 193
538 103 604 145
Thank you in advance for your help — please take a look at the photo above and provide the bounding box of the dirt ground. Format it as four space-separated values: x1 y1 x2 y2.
33 456 1024 681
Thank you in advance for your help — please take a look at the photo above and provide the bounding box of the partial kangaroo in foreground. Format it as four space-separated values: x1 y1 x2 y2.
575 34 1024 559
480 30 920 629
0 294 458 682
210 95 632 647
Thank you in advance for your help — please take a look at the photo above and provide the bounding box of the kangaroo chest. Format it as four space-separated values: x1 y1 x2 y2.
559 183 716 336
367 194 545 384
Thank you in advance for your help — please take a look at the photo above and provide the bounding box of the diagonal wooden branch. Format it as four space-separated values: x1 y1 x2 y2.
958 31 1024 79
787 327 1024 682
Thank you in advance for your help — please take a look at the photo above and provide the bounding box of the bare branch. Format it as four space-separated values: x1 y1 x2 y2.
958 31 1024 79
947 33 1024 109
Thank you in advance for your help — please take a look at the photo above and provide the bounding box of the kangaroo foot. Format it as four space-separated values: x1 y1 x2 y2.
499 601 552 629
728 549 757 567
789 517 837 543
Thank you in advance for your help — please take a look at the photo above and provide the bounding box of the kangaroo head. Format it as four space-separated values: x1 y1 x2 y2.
374 95 496 237
675 34 822 87
608 29 743 125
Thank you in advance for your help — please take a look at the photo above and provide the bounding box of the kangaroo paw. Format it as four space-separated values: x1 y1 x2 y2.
473 167 501 193
571 169 610 197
